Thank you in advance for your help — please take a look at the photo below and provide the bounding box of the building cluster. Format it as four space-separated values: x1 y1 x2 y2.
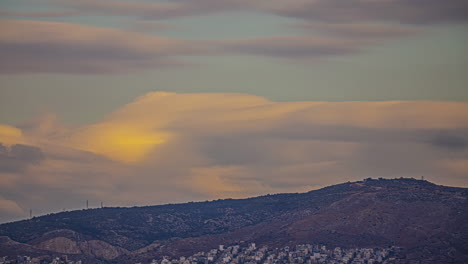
2 243 402 264
0 256 82 264
143 243 401 264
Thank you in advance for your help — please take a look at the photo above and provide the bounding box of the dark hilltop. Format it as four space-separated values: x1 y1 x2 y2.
1 178 467 263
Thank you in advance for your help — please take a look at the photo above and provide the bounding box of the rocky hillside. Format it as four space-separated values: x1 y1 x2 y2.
1 178 467 263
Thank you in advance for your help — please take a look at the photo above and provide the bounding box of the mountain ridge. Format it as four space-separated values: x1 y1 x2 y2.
1 178 467 263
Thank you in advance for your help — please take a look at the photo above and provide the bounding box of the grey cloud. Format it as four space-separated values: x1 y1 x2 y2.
193 124 468 191
272 0 468 24
197 134 300 167
49 0 468 25
126 21 182 33
0 19 400 73
0 9 79 18
199 136 265 166
0 19 205 74
0 42 179 74
1 0 462 73
270 123 468 147
430 133 467 151
50 0 255 20
0 143 45 173
294 22 421 40
218 36 362 58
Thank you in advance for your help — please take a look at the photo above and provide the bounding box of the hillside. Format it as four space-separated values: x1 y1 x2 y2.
1 178 467 263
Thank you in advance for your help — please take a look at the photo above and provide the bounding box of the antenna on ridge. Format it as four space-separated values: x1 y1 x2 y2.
421 176 425 181
30 209 32 219
101 202 103 208
86 200 89 209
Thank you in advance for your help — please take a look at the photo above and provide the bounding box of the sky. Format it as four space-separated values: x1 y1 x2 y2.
0 0 467 223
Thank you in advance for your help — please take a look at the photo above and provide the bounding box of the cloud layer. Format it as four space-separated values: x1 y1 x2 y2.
0 143 45 173
40 0 468 24
1 92 467 222
0 18 418 74
0 19 204 74
2 0 467 74
270 0 468 24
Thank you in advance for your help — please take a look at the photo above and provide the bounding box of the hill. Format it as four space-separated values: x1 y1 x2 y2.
1 178 467 263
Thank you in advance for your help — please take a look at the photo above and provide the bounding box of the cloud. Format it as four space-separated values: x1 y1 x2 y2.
0 124 24 145
430 133 467 151
0 9 79 18
294 22 421 39
0 14 442 74
126 21 182 33
0 18 401 74
217 36 363 59
47 0 468 25
190 166 247 199
69 124 170 164
0 20 367 73
1 0 464 74
0 198 24 219
0 19 204 74
438 159 468 176
1 92 468 222
52 0 187 19
49 0 256 20
269 0 468 24
0 143 45 173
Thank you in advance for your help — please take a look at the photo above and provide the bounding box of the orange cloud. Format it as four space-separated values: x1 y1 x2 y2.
0 124 24 145
54 92 468 164
70 123 170 164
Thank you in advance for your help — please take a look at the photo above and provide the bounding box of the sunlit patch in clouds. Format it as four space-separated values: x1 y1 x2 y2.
70 124 170 164
0 125 24 145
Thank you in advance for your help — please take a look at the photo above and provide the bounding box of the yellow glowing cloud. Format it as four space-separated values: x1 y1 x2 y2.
63 92 468 165
71 124 170 164
0 124 24 145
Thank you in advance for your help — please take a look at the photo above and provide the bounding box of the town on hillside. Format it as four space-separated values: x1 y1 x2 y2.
2 243 403 264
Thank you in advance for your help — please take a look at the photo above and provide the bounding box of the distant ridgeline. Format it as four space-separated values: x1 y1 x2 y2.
1 178 467 264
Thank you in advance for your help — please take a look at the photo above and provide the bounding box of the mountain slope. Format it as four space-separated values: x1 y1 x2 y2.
1 178 467 263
